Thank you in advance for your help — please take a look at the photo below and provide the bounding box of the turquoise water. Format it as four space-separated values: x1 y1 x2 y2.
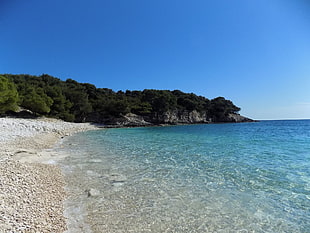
59 120 310 233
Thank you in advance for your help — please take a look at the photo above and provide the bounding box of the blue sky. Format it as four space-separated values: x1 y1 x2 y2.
1 0 310 120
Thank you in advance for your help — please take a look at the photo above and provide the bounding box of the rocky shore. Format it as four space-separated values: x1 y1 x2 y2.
0 117 97 232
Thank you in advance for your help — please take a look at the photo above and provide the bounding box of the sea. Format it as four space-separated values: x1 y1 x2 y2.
56 120 310 233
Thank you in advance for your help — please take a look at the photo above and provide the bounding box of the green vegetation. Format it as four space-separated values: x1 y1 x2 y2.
1 74 241 123
0 75 19 114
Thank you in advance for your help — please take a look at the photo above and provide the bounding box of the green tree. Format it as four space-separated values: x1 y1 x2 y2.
21 87 53 114
210 97 240 121
2 73 242 123
45 86 74 120
0 75 19 114
142 90 177 113
105 99 130 117
63 79 92 122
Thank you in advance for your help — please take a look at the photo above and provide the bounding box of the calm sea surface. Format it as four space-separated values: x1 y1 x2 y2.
58 120 310 233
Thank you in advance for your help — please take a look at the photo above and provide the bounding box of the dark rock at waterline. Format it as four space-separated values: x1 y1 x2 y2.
93 111 255 127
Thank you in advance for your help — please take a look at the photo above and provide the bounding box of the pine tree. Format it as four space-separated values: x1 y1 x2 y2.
0 75 19 114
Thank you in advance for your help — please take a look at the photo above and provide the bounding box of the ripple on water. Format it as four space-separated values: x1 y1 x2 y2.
59 121 310 232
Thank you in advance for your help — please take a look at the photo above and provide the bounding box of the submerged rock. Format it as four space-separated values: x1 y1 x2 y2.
108 174 127 183
86 188 100 197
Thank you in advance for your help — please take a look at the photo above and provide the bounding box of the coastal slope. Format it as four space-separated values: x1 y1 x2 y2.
2 74 254 125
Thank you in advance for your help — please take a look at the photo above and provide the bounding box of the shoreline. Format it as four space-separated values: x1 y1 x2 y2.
0 117 98 232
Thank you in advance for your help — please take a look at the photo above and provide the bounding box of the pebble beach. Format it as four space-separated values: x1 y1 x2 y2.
0 117 97 232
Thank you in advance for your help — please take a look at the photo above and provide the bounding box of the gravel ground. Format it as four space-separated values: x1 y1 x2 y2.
0 117 98 233
0 160 66 232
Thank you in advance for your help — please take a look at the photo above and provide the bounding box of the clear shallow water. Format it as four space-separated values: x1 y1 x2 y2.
58 120 310 233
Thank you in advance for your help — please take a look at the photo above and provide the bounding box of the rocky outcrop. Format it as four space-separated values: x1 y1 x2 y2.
144 110 210 124
225 113 256 123
100 111 254 127
4 108 37 119
102 113 152 127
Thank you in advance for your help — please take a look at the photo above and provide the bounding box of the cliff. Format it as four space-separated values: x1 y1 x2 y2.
100 111 254 127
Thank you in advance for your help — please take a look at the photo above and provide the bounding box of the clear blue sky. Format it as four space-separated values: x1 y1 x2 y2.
1 0 310 120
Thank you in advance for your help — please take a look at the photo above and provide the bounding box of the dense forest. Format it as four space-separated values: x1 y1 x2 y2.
0 74 244 125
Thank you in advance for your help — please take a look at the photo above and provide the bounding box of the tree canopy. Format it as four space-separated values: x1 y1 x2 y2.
1 74 241 123
0 75 19 114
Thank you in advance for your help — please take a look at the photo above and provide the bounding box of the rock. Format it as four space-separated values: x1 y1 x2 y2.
225 113 256 123
112 182 124 187
108 174 127 183
142 110 210 125
90 109 254 127
102 113 152 127
86 188 100 197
